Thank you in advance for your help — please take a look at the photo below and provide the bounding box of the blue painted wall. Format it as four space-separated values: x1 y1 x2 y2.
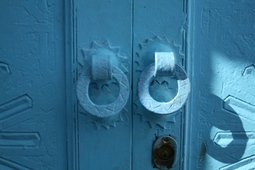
186 0 255 169
0 0 68 169
1 0 255 169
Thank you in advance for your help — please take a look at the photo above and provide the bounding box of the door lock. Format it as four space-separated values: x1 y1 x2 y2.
153 135 177 169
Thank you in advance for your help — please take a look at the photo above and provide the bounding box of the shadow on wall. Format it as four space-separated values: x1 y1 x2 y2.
189 0 255 169
200 94 248 164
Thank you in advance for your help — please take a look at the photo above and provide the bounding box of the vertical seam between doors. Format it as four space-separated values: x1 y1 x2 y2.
184 0 195 169
131 0 134 169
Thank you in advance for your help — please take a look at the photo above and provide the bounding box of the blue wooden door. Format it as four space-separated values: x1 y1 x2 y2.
75 0 255 169
1 0 255 170
75 0 188 169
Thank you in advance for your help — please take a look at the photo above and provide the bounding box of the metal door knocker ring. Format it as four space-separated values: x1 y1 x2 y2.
77 55 129 118
138 52 190 114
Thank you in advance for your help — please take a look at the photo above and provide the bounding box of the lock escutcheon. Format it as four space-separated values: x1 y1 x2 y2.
153 136 177 169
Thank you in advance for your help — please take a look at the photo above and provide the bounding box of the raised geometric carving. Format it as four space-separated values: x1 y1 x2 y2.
223 96 255 121
0 132 40 147
242 65 255 76
40 84 55 112
0 95 33 121
0 156 31 170
213 131 255 147
0 62 11 75
220 155 255 170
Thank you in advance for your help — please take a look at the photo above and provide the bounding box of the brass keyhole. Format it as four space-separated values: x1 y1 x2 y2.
153 136 176 169
157 145 174 160
161 151 169 160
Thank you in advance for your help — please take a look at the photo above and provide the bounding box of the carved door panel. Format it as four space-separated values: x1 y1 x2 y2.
132 1 189 170
186 1 255 169
75 1 132 169
0 0 68 169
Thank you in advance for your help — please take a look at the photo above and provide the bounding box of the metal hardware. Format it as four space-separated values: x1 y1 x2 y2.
138 52 190 114
153 135 177 169
77 44 130 118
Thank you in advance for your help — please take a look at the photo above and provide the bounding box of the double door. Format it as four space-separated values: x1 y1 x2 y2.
75 1 188 169
1 0 255 169
75 0 255 169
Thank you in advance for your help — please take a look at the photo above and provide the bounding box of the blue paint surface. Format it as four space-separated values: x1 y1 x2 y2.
1 0 255 169
0 0 67 169
186 0 255 169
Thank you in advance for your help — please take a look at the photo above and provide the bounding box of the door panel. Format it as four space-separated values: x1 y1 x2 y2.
186 1 255 169
132 1 188 169
75 1 132 169
0 0 67 169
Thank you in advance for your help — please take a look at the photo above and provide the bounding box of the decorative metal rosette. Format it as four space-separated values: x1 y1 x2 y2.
134 36 185 128
78 41 130 129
